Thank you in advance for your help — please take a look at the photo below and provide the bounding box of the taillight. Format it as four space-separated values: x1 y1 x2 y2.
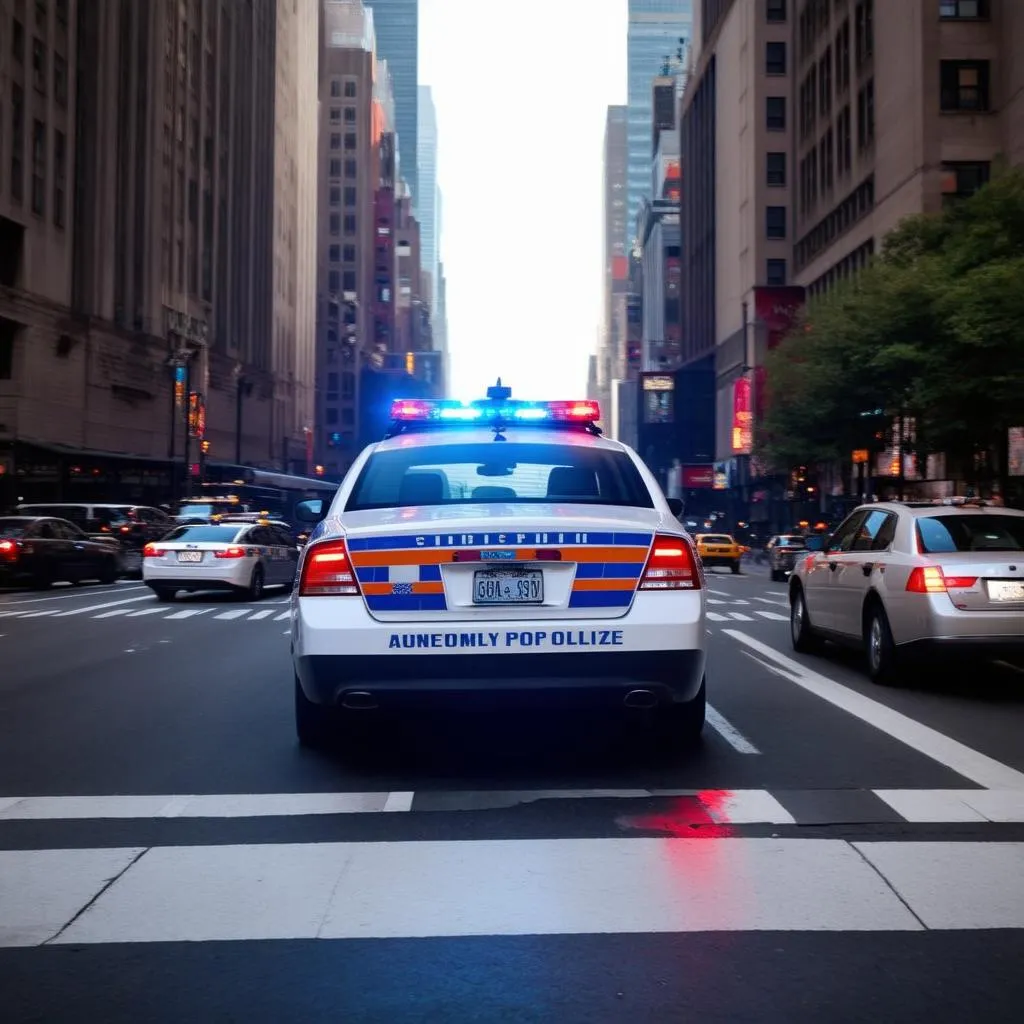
0 539 18 563
214 546 247 559
639 534 701 590
143 544 166 558
298 538 359 596
906 567 978 593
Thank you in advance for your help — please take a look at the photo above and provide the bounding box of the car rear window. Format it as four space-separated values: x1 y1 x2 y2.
778 536 806 547
0 519 33 537
345 442 654 511
701 535 733 545
164 525 245 543
917 514 1024 554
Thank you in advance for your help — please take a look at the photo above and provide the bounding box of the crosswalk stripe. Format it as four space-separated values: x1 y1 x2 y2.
213 609 253 620
754 597 789 607
755 610 788 621
248 609 275 620
126 608 167 617
93 608 132 619
707 612 729 621
731 599 750 605
706 598 725 605
163 609 209 619
729 612 754 621
53 595 152 617
274 611 290 620
15 610 59 618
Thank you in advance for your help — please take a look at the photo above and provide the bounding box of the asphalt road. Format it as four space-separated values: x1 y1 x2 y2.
2 570 1024 1022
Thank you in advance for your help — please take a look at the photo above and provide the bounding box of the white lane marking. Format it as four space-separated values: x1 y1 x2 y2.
728 612 754 621
248 610 275 620
15 610 60 618
93 609 132 619
874 790 988 823
706 612 729 622
274 612 290 621
383 792 415 813
707 589 732 597
724 629 1024 790
24 838 923 947
213 609 252 620
53 595 153 618
126 608 167 617
854 842 1024 930
0 586 147 608
706 704 760 754
753 597 789 607
696 790 794 824
730 599 750 606
755 610 789 621
163 609 210 619
707 599 726 605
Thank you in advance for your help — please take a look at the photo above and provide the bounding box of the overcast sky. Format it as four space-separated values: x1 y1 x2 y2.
419 0 627 401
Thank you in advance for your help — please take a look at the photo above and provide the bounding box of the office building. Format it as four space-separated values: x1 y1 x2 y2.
626 0 691 253
417 84 439 314
365 0 418 209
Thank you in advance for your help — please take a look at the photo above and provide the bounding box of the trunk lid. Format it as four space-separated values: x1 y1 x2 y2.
340 505 664 622
932 553 1024 613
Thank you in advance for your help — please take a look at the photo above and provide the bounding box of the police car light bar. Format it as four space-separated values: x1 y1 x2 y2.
389 398 601 425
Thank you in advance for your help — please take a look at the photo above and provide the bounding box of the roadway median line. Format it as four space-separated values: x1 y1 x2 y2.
723 629 1024 790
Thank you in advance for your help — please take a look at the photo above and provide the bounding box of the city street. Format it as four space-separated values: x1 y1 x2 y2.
2 572 1024 1022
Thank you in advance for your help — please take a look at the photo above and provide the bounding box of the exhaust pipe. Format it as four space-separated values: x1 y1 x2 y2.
623 688 659 710
340 691 379 710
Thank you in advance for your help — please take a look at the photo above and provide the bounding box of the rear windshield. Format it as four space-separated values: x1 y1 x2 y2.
0 519 33 537
346 442 654 512
164 525 244 543
175 502 240 519
917 514 1024 554
777 536 806 547
701 535 734 545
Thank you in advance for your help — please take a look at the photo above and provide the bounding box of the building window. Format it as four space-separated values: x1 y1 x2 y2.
53 129 65 228
344 214 356 234
854 0 873 69
766 41 787 75
857 80 875 147
326 372 339 398
54 54 68 107
56 0 68 28
837 104 852 173
819 47 832 116
344 158 357 178
329 158 341 178
31 119 46 215
12 19 25 63
766 96 787 130
344 186 356 207
767 152 787 186
940 60 990 111
836 19 851 92
329 108 341 124
343 244 356 263
326 408 339 426
344 107 356 124
343 270 356 291
766 259 787 286
330 132 341 150
344 80 356 98
11 85 25 203
327 270 340 293
329 186 341 206
329 213 341 235
32 37 46 93
766 205 787 239
940 0 989 17
941 161 991 205
344 132 356 151
330 79 341 98
0 332 14 379
342 372 355 398
767 0 787 22
328 244 341 263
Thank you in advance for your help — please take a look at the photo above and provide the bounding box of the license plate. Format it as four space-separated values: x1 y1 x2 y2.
473 568 543 604
177 551 203 563
987 580 1024 602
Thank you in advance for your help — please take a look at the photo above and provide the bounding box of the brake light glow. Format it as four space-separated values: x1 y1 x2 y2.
906 567 978 593
299 538 359 596
0 539 17 563
389 398 601 424
214 546 247 559
143 544 166 558
639 534 701 590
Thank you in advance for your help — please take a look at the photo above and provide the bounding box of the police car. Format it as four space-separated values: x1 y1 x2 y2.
290 384 708 749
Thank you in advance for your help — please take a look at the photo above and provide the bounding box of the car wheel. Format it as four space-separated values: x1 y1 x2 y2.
790 586 822 653
731 561 741 575
770 568 781 582
99 559 118 585
864 603 900 685
247 566 265 601
32 565 54 590
152 586 176 603
655 677 706 748
295 674 336 749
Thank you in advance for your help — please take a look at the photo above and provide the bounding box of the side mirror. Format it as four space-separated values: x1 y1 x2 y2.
666 497 684 518
294 499 326 524
804 535 825 552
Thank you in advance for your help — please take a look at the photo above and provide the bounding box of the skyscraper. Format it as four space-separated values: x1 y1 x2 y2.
366 0 418 209
626 0 691 252
417 85 439 315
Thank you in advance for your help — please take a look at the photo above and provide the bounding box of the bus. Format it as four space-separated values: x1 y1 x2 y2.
175 465 338 528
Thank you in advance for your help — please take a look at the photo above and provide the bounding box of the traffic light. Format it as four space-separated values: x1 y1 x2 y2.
200 439 211 455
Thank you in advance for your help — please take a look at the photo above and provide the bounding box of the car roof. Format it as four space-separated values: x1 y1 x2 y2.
858 501 1024 520
0 515 45 522
371 426 627 455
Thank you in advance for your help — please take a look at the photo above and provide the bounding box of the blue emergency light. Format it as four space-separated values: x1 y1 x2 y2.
389 398 602 425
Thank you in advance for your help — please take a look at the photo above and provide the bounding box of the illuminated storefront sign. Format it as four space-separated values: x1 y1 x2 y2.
732 376 753 454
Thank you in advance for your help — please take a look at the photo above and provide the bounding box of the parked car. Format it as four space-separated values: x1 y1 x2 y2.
0 516 121 588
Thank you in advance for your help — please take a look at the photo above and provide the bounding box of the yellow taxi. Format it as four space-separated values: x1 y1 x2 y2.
694 533 745 574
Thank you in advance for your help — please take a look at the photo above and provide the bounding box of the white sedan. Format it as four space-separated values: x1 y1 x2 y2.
143 522 299 601
290 392 708 751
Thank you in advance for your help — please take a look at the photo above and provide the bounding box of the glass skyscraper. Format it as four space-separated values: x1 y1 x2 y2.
626 0 691 252
367 0 419 210
417 85 440 312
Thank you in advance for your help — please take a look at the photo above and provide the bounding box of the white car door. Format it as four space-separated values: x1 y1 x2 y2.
830 509 898 637
811 511 869 631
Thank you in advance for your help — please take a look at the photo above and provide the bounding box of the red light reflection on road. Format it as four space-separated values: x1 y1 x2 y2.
616 791 740 839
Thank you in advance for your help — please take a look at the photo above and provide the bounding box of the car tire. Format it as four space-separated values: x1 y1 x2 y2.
655 677 706 748
99 559 118 585
770 568 782 582
295 674 336 750
731 561 741 575
864 603 900 686
152 586 176 603
247 566 265 601
32 565 54 590
790 585 823 654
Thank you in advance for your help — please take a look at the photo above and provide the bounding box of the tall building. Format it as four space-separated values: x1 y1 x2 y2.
365 0 418 209
1 0 319 502
417 84 439 313
626 0 691 253
316 0 379 475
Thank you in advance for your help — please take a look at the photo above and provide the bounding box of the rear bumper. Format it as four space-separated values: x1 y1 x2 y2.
701 556 739 568
295 648 706 710
143 561 252 590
